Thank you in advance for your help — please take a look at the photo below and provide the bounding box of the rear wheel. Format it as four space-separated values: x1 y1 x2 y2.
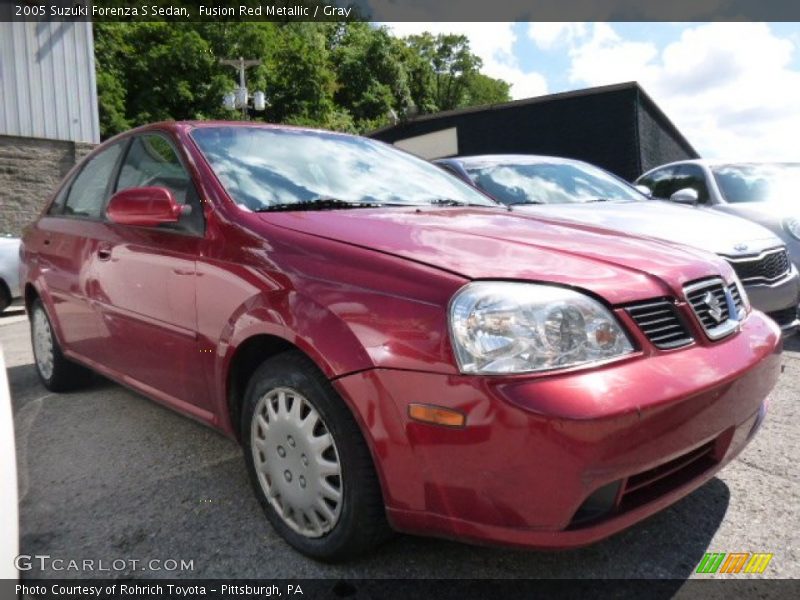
241 351 391 561
30 299 93 391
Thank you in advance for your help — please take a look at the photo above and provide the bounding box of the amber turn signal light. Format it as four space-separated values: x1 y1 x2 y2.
408 403 466 428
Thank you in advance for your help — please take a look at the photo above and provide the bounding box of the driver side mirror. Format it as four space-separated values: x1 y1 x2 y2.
634 184 653 198
106 187 188 226
669 187 699 206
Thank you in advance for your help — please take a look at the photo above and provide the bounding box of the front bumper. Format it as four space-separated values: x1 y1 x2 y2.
333 311 782 549
744 267 800 336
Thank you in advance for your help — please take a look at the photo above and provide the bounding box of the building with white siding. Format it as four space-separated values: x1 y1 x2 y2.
0 21 99 234
0 21 99 143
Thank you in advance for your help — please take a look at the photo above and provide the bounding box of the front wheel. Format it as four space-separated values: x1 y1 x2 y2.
241 351 391 561
30 298 93 391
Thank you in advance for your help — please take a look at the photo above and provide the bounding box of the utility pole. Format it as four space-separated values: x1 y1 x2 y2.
220 57 263 119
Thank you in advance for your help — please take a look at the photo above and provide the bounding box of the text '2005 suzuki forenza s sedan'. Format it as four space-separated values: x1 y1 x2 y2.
20 122 782 560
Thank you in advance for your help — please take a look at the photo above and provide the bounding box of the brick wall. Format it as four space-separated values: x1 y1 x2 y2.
0 135 95 236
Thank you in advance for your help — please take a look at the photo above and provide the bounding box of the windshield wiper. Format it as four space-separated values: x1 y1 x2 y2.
254 197 386 212
427 198 469 206
427 198 498 207
506 200 546 205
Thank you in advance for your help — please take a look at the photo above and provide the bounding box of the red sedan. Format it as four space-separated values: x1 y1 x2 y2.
19 122 781 560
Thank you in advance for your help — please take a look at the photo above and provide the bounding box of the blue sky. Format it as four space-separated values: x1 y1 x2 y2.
387 22 800 160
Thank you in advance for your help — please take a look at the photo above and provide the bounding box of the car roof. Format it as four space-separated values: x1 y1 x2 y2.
103 120 367 145
641 159 800 174
435 154 589 167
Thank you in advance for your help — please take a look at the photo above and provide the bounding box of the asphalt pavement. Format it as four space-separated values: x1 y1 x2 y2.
2 306 798 580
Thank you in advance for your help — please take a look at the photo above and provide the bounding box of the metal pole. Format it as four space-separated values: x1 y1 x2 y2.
220 57 262 120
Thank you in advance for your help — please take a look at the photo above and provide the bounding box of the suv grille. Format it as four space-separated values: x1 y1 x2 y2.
625 300 693 349
726 248 791 284
685 279 738 340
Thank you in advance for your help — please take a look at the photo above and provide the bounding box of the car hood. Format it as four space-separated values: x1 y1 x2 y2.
711 202 794 226
259 207 730 305
514 200 781 257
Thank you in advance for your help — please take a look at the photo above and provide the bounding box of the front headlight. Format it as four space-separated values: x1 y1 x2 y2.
449 282 634 374
784 217 800 241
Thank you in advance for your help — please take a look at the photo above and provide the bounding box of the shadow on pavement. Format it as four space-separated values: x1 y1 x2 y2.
9 361 729 584
784 334 800 352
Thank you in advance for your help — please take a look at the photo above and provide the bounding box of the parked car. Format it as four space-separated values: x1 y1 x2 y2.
635 160 800 279
436 155 800 335
0 235 21 312
0 347 19 579
20 122 781 560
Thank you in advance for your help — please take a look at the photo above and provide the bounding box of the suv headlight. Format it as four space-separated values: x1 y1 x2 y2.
449 282 634 374
784 217 800 241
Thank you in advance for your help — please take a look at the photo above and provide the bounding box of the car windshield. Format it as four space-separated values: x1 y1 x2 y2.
190 126 497 210
464 161 644 205
711 163 800 204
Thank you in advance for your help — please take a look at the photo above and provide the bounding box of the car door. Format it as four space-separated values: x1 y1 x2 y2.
91 132 211 411
34 142 126 362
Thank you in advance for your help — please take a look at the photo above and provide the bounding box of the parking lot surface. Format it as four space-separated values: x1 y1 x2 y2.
2 306 798 580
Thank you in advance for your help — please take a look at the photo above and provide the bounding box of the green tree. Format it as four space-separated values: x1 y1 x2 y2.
92 23 512 139
264 23 346 129
329 23 411 131
93 23 132 138
404 33 480 112
463 73 511 107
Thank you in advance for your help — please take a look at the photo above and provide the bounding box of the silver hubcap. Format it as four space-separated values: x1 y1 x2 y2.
32 306 54 380
251 387 343 538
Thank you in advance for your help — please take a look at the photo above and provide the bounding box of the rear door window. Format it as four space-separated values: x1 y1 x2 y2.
62 143 125 219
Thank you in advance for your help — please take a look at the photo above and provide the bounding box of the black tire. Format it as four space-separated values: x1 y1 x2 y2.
241 350 391 561
0 281 10 312
30 298 93 392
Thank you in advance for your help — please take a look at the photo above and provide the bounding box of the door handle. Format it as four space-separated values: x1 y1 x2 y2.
97 246 112 261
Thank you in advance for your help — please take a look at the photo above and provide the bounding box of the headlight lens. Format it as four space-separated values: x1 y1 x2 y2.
449 282 634 374
784 217 800 241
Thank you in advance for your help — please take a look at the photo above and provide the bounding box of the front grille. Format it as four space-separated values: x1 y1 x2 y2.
685 279 737 340
625 300 693 349
767 306 799 328
617 441 717 512
568 440 719 528
728 283 745 318
727 247 791 284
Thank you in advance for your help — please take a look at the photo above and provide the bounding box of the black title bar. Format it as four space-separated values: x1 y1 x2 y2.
2 0 800 22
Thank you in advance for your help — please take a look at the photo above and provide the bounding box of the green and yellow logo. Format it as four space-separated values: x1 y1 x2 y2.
696 552 773 574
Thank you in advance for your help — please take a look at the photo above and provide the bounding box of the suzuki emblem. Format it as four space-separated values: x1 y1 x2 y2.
703 291 725 323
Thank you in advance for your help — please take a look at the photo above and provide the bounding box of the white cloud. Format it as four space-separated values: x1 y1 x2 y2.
547 22 800 161
528 23 588 50
385 22 548 100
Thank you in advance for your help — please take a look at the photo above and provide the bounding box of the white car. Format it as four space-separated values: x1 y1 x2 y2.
0 348 19 578
0 236 21 312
